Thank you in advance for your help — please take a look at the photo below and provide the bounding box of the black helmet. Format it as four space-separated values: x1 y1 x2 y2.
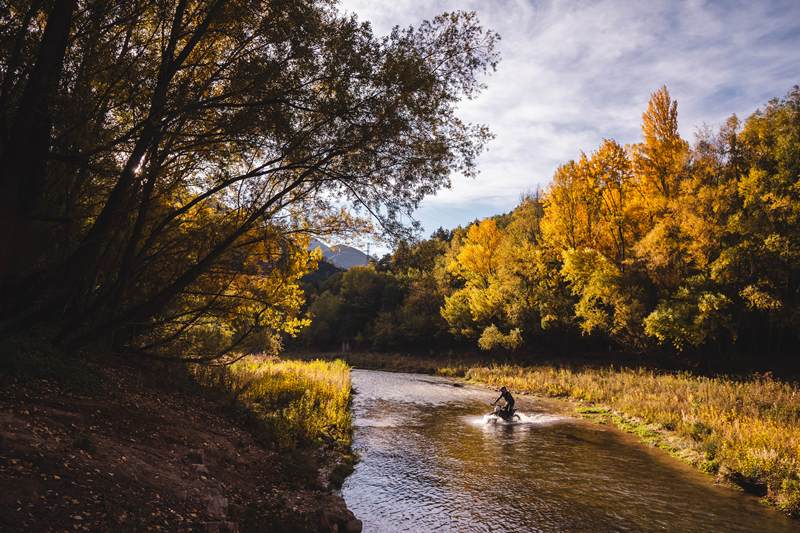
500 386 507 392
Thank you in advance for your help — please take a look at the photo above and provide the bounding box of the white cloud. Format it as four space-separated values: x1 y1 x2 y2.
338 0 800 240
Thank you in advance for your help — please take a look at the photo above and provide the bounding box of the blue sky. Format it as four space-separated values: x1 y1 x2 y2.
337 0 800 251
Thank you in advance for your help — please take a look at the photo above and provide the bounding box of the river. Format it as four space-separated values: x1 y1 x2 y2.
341 369 796 532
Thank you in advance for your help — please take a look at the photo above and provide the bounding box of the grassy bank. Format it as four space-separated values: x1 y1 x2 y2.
193 356 358 493
194 356 353 449
466 364 800 515
287 350 489 376
293 351 800 517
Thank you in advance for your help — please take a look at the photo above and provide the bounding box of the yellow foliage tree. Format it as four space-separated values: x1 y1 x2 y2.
447 219 503 288
541 157 600 252
442 218 509 342
632 86 690 215
591 139 642 267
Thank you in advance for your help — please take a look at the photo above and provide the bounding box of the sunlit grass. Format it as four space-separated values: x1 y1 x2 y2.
465 364 800 516
292 350 800 516
194 356 352 449
289 350 481 376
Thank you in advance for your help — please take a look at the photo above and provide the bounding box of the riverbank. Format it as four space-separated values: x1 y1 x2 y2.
0 344 360 532
288 351 800 518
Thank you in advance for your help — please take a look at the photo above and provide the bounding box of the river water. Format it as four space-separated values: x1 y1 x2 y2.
341 369 796 532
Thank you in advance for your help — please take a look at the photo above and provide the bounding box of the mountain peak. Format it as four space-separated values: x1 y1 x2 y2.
309 238 369 269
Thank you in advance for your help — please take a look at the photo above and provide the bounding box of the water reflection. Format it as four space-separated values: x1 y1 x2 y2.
343 370 796 532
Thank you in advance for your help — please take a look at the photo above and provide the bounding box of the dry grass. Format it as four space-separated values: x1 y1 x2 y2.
465 364 800 515
283 350 800 516
286 350 485 376
194 356 352 448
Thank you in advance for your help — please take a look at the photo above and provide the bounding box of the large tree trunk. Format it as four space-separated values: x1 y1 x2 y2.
0 0 76 287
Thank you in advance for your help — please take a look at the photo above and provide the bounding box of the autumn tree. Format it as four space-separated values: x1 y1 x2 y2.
540 157 599 252
633 85 689 212
441 219 508 342
591 139 640 267
0 1 498 358
713 87 800 352
298 82 799 359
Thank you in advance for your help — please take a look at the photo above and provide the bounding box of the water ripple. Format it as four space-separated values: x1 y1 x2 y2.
343 370 797 533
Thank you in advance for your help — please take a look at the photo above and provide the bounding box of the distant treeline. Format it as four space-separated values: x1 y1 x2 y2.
298 86 800 359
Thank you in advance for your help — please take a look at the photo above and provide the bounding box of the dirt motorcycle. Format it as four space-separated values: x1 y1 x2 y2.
487 403 521 423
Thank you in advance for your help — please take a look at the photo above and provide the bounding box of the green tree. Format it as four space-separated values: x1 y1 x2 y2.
303 291 345 348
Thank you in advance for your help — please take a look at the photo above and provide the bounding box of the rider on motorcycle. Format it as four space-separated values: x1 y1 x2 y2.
492 386 515 416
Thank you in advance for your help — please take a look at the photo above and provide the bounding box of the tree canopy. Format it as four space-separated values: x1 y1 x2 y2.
305 85 800 361
0 0 498 358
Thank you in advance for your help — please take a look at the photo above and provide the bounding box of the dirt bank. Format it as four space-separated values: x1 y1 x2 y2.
0 356 360 532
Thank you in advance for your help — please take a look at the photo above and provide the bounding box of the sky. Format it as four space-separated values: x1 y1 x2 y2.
336 0 800 253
